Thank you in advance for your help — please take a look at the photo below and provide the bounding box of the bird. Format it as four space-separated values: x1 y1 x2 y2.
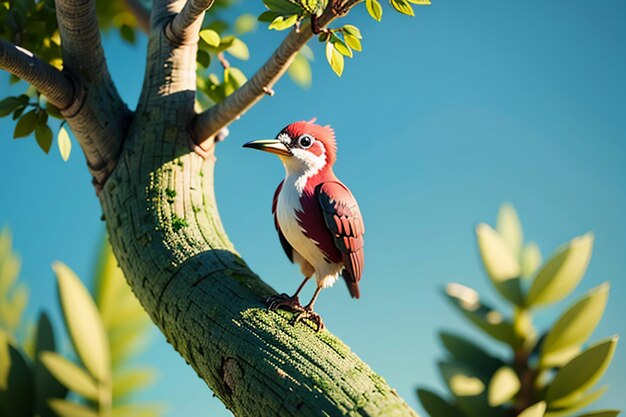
243 119 364 331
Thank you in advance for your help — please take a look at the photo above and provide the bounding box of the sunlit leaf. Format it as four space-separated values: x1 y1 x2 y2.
53 261 111 382
540 283 610 368
546 337 618 406
522 242 542 278
112 368 157 399
40 352 100 401
288 53 312 87
390 0 414 16
476 223 522 305
366 0 383 21
58 126 72 161
545 386 608 417
496 203 523 258
325 42 344 76
227 38 250 60
234 14 258 35
344 34 362 52
268 14 298 31
48 400 98 417
487 366 520 406
527 233 594 307
199 29 220 48
519 402 547 417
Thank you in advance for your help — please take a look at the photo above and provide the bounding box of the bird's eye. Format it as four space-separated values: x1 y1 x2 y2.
298 135 313 148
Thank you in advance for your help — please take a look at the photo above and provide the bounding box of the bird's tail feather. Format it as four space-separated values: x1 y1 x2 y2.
342 271 360 299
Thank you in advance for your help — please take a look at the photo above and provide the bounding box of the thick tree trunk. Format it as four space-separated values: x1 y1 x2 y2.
98 87 418 417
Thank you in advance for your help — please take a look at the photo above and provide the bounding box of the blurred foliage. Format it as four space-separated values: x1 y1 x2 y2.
417 204 621 417
0 231 161 417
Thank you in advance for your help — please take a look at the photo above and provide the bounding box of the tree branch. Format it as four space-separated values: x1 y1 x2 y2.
0 40 75 109
191 2 361 143
166 0 215 44
121 0 151 34
54 0 130 189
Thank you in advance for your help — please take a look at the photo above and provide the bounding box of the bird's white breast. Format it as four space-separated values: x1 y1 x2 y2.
276 175 342 287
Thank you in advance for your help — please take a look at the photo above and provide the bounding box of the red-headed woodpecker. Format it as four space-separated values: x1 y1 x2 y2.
243 119 364 331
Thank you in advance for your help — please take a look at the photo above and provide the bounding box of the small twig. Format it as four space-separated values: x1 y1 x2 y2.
262 87 275 96
217 52 230 69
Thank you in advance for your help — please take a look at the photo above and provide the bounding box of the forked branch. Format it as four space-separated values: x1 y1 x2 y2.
0 40 75 109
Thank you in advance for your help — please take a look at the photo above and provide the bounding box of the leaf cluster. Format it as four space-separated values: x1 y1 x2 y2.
418 204 621 417
0 232 161 417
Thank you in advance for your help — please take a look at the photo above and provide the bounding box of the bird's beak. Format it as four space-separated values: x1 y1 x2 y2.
242 139 291 157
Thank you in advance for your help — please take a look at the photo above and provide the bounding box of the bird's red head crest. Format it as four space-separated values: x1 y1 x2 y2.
280 119 337 166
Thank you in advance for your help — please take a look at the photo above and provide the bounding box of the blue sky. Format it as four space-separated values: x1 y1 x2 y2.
1 1 625 416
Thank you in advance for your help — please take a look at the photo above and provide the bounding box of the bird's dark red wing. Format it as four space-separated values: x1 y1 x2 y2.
273 181 293 262
316 181 365 298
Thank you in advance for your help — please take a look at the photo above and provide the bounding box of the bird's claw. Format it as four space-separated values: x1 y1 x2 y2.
266 293 304 312
291 308 325 332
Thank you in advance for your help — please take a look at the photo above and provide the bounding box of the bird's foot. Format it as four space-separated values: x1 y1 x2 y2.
291 307 325 332
266 293 304 312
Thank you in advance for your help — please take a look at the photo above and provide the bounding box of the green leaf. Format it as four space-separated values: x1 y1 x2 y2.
546 337 618 406
522 242 542 278
234 14 258 35
263 0 303 14
519 402 547 417
0 339 34 417
34 313 68 417
48 400 98 417
487 366 520 406
496 203 524 258
366 0 383 21
35 123 53 154
476 223 523 305
332 37 352 57
112 368 157 399
13 109 38 139
258 11 281 22
445 283 519 346
545 386 608 417
53 261 111 382
40 352 100 400
58 126 72 161
197 49 211 68
287 53 312 87
438 331 503 374
0 97 24 118
227 38 249 60
268 14 298 31
576 411 620 417
344 34 362 52
417 388 464 417
325 42 344 77
540 283 610 368
0 331 9 390
439 361 485 397
227 67 247 89
390 0 414 16
199 29 220 47
342 24 362 39
527 233 594 307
